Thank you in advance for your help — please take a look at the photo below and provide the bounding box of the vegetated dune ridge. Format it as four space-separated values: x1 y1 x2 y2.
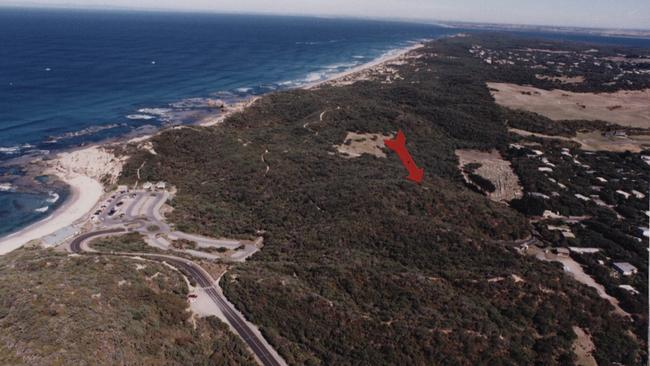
119 34 647 365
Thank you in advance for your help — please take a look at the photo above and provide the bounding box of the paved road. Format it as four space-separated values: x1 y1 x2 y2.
148 255 283 366
69 228 126 253
68 228 283 366
95 191 254 257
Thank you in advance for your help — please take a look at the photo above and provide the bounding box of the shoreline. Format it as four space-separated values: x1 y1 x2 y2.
0 40 428 255
0 173 103 255
0 145 124 255
303 42 425 89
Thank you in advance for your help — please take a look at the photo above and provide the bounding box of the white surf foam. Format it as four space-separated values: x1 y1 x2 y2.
0 183 15 192
45 124 121 143
35 206 49 213
46 192 60 204
0 144 35 155
138 108 172 116
0 147 20 154
304 72 326 83
324 62 359 70
127 114 156 120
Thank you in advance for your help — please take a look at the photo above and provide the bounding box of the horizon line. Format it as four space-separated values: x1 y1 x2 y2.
1 3 649 33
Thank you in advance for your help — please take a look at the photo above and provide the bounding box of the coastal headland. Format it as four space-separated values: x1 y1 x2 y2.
0 32 647 365
0 41 427 255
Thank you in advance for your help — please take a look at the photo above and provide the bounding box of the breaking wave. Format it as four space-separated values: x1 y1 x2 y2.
169 98 225 109
296 40 341 45
0 144 35 155
0 183 15 192
46 192 60 204
45 124 122 143
126 114 156 120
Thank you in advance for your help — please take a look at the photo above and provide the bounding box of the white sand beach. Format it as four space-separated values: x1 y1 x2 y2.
304 42 425 89
0 175 103 255
0 146 123 255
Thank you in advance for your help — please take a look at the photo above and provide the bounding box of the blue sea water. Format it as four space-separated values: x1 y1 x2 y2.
1 8 650 238
0 188 69 236
0 9 462 237
0 9 458 155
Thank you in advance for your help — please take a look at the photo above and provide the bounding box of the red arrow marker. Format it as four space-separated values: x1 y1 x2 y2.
384 130 424 184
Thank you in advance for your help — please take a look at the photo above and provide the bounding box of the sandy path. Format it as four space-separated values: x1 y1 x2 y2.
528 246 629 317
572 326 597 366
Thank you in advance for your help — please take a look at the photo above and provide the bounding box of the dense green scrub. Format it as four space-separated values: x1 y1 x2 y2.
0 247 256 365
119 35 647 365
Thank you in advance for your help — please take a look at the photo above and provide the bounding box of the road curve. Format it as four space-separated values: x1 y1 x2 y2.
69 228 126 253
68 229 284 366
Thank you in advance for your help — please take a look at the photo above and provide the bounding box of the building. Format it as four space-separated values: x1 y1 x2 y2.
619 285 640 295
41 226 78 248
568 247 600 254
613 262 638 276
605 130 627 138
555 248 570 257
142 182 153 191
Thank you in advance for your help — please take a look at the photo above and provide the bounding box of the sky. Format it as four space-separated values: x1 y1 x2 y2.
2 0 650 30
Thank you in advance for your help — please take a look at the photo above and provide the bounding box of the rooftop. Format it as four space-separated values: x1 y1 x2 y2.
41 226 78 247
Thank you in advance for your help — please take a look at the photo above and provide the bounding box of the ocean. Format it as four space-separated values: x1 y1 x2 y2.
1 8 649 238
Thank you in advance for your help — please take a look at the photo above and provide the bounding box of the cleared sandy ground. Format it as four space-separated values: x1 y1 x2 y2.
335 132 393 158
488 82 650 128
572 326 597 366
456 149 523 202
509 128 650 153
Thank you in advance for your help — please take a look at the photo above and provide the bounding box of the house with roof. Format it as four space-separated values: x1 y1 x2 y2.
613 262 638 276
